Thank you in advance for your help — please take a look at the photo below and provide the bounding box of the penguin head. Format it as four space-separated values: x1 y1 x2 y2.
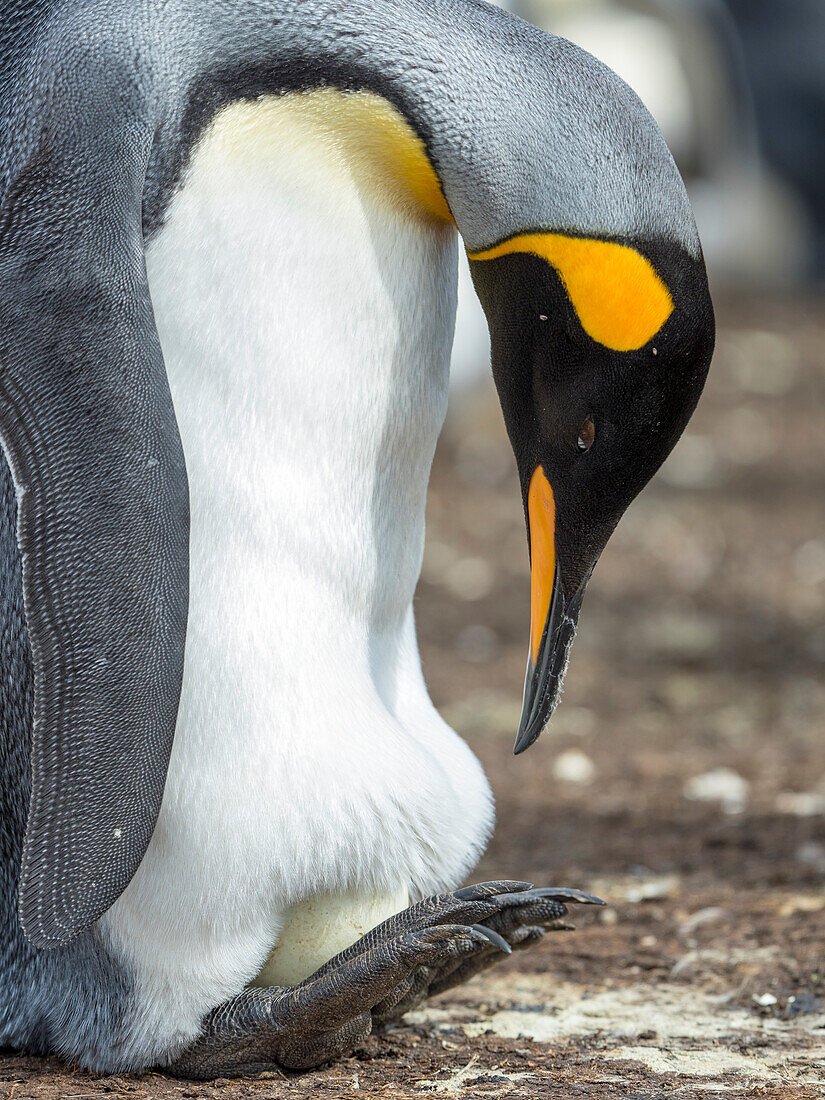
469 232 714 753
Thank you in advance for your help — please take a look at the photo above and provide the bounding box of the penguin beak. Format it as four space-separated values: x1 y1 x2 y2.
513 467 587 755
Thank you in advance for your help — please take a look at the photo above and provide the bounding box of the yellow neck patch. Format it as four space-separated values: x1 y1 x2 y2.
202 88 454 226
469 233 673 351
349 92 455 225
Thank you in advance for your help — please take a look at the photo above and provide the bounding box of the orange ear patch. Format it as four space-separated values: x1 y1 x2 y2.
469 232 673 351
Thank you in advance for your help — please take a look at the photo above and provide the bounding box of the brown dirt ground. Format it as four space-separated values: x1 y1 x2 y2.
2 295 825 1098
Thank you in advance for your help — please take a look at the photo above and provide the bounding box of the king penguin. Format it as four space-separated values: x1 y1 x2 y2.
0 0 714 1079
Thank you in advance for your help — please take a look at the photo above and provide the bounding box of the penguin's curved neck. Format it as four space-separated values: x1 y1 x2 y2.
174 0 699 255
159 0 698 257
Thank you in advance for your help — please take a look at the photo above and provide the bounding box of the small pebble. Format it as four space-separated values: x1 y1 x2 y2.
683 767 748 814
552 749 596 784
796 841 825 871
775 791 825 817
624 875 680 903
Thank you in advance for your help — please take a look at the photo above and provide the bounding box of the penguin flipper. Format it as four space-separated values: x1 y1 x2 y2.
0 125 189 948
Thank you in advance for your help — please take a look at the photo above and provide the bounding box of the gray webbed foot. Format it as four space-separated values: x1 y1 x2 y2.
167 880 603 1079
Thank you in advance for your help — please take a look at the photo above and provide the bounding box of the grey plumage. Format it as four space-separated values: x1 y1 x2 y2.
0 455 137 1068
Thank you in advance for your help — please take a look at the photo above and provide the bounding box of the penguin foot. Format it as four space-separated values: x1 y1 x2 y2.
166 880 602 1079
371 881 602 1025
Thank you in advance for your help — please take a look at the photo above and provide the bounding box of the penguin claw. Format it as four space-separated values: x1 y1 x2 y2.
470 922 512 954
166 880 600 1079
526 886 605 906
489 886 604 907
454 879 533 900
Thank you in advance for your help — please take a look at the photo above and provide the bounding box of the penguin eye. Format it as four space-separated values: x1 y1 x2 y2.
577 416 595 453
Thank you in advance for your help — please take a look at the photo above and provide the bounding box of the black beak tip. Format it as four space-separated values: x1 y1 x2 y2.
513 720 542 756
512 566 589 760
513 567 568 757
